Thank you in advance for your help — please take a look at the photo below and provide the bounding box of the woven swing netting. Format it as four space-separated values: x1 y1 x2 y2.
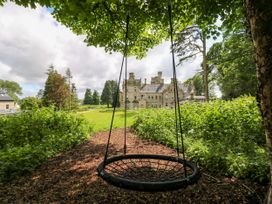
97 2 200 192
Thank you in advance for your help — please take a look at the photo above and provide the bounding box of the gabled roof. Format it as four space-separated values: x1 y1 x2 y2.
139 83 191 95
140 84 161 93
157 84 168 93
0 94 13 101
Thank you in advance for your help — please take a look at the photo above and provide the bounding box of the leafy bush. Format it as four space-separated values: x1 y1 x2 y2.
0 107 91 182
132 96 269 182
181 97 265 146
19 97 41 111
0 145 50 181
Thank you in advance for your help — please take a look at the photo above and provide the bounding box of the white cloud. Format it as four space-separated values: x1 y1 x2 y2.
0 2 203 98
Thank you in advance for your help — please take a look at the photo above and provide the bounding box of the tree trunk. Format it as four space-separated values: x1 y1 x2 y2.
202 34 209 101
245 0 272 203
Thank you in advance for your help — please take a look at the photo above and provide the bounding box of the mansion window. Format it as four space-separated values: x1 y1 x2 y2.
141 95 143 99
134 96 137 100
6 104 9 109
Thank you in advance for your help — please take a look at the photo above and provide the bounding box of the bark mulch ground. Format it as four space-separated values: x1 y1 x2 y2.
0 129 268 204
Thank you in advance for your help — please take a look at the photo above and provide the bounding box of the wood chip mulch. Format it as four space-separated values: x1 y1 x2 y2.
0 129 268 204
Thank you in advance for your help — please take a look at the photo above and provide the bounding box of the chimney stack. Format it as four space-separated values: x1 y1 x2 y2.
158 71 162 78
129 72 135 79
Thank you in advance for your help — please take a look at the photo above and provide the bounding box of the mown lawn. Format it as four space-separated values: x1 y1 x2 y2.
77 108 138 132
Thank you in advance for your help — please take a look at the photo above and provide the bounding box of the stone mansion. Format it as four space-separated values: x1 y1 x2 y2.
119 72 203 109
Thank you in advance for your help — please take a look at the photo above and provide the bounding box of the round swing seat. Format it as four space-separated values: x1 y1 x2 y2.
97 154 200 191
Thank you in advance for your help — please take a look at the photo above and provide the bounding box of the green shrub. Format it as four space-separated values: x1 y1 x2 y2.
132 109 176 146
226 146 269 182
132 96 268 182
0 145 50 182
19 97 41 111
0 107 91 181
180 97 265 146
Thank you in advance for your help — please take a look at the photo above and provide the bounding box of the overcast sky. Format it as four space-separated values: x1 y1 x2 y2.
0 2 218 99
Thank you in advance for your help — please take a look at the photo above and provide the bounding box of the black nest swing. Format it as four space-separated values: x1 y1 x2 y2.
97 2 200 192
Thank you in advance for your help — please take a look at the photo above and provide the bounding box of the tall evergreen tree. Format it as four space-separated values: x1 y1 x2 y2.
42 65 70 110
64 68 78 110
101 81 111 108
111 81 120 107
70 83 79 109
92 90 100 105
101 80 119 108
83 88 92 105
65 68 72 110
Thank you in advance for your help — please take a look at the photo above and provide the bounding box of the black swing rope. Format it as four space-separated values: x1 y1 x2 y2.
168 1 187 177
98 1 199 191
103 13 130 166
103 1 186 170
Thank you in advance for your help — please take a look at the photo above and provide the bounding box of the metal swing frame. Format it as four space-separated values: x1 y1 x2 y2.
97 2 200 192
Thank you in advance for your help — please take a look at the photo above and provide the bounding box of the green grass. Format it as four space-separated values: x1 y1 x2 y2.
76 104 108 112
77 108 138 132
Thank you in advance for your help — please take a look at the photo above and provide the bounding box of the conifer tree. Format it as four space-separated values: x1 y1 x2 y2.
70 83 79 109
42 65 70 109
92 90 100 105
65 68 78 110
83 88 92 105
101 80 119 108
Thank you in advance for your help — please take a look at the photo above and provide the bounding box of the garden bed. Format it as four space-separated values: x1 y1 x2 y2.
0 129 267 204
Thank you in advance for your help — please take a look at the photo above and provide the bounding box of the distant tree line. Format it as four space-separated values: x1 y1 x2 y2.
83 80 119 108
83 88 100 105
4 66 120 111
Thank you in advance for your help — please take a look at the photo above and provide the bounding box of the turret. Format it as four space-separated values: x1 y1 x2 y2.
129 73 135 80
